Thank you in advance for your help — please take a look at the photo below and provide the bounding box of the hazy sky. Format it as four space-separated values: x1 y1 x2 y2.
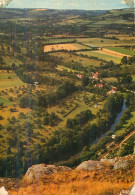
7 0 129 10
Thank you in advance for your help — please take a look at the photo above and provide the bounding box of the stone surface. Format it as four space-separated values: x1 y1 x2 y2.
24 164 72 182
100 158 116 165
0 187 8 195
76 160 104 171
113 159 130 170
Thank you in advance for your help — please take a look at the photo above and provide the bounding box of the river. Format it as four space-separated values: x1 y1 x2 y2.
110 99 127 132
92 99 127 145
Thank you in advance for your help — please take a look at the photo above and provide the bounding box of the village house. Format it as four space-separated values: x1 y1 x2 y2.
107 89 116 94
94 83 103 88
93 72 99 79
112 134 116 139
107 87 117 95
112 87 117 91
77 74 83 79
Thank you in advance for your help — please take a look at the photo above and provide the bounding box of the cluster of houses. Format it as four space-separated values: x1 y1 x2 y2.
77 72 99 80
77 72 117 94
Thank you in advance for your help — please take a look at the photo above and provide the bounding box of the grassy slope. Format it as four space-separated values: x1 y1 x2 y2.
115 111 135 136
51 52 101 67
9 166 134 195
0 72 24 90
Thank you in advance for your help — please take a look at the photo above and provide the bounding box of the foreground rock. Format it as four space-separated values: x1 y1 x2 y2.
76 155 135 171
0 187 8 195
76 160 104 171
24 164 72 183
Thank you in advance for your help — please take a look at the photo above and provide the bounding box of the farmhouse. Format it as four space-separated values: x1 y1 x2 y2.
112 134 116 139
77 74 83 79
93 72 99 79
107 89 116 94
112 87 117 91
107 87 117 94
94 84 103 88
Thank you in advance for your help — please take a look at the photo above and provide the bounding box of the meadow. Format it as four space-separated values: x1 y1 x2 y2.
76 37 135 47
107 47 135 56
103 77 118 83
77 51 121 63
0 71 24 90
51 52 101 67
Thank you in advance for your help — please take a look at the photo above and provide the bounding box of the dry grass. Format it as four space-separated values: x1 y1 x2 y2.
0 106 30 125
44 43 89 52
44 44 79 52
9 170 134 195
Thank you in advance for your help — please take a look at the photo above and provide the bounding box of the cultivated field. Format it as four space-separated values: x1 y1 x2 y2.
76 51 121 63
105 34 135 40
103 77 118 83
96 48 131 58
76 38 135 47
44 43 90 52
106 47 135 56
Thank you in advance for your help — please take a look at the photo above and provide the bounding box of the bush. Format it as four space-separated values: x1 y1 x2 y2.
9 108 18 112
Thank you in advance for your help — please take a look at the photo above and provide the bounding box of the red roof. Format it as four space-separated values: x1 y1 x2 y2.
94 84 103 88
93 72 99 78
77 74 83 79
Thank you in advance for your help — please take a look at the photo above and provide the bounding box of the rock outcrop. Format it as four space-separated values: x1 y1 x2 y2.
0 187 8 195
76 155 135 171
24 164 72 183
113 159 130 170
76 160 104 171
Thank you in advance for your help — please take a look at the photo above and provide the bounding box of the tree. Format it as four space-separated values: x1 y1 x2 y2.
82 75 89 86
121 56 127 64
122 74 133 84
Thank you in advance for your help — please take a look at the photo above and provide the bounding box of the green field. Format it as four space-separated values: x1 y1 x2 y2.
77 51 121 63
57 65 83 73
3 55 23 67
107 47 135 56
103 77 118 83
51 52 101 67
44 38 75 44
76 37 135 47
105 34 135 41
0 97 13 106
115 111 135 136
0 72 24 90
